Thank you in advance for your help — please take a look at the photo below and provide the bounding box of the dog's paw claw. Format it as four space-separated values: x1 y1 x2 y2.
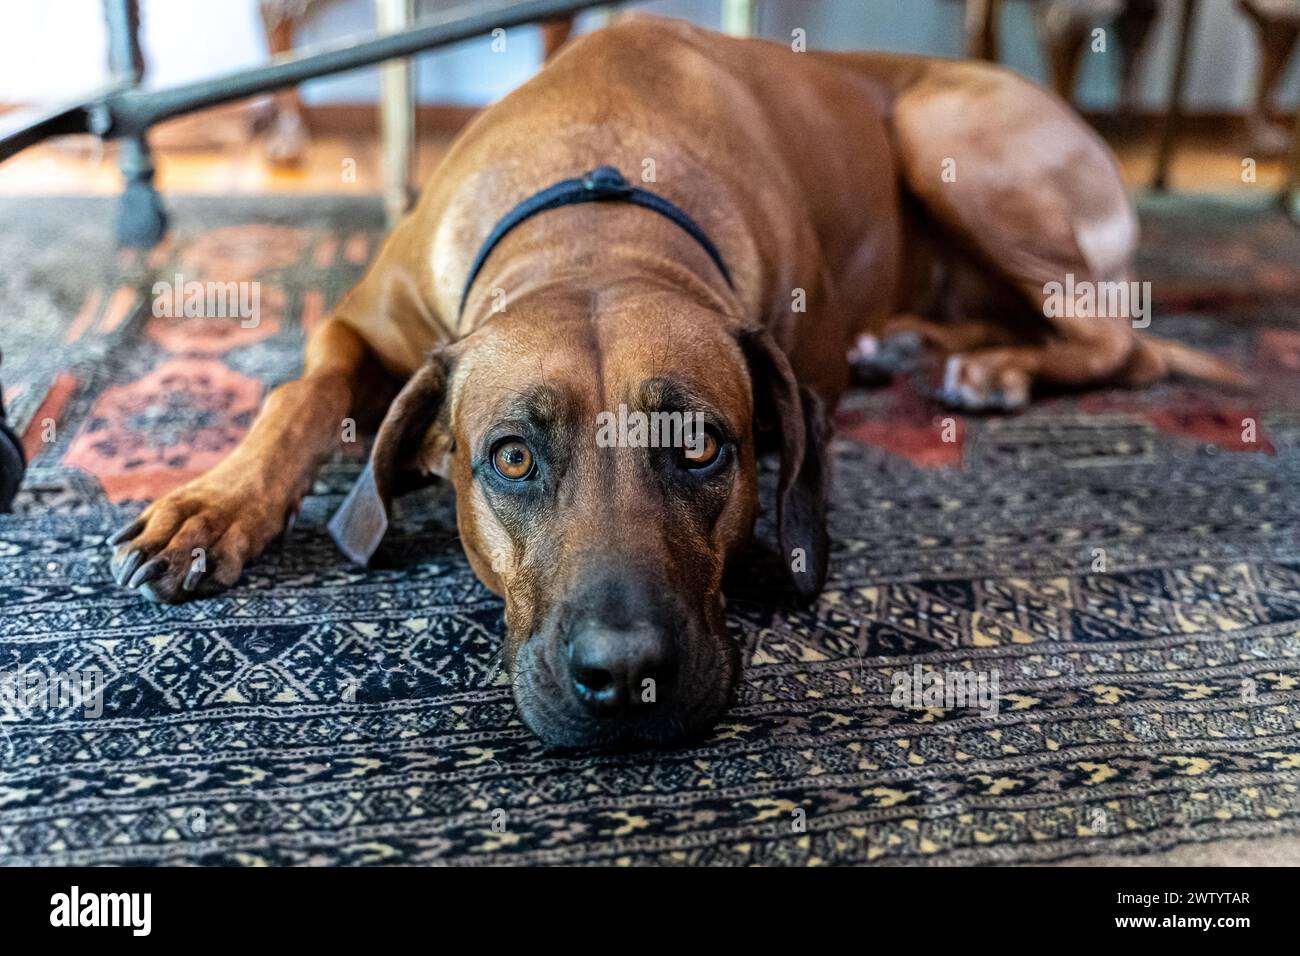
127 556 169 589
112 548 144 586
106 517 145 547
182 561 205 593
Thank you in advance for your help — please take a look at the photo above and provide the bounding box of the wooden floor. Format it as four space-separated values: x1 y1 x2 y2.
0 131 457 197
0 112 1290 197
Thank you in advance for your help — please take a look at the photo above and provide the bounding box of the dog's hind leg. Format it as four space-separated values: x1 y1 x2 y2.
106 318 397 602
883 59 1242 409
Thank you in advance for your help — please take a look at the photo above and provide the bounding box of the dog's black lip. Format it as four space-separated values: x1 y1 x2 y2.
511 637 595 747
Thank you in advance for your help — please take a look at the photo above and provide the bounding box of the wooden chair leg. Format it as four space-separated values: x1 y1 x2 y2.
1115 0 1159 120
378 0 414 227
1035 15 1090 106
1239 0 1300 157
1286 102 1300 225
259 4 309 166
965 0 1002 60
1153 0 1201 192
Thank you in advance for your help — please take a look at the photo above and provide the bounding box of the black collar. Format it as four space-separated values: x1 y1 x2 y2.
458 165 735 316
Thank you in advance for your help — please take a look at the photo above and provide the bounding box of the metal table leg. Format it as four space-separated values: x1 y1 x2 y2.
104 0 167 247
2 0 614 248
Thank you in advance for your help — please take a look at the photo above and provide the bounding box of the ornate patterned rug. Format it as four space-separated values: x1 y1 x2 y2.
2 194 1299 865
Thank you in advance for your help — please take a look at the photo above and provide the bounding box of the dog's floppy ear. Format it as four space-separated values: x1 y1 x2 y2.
328 354 449 565
741 328 831 603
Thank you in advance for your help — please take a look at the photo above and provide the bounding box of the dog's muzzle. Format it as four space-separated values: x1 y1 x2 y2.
510 568 737 749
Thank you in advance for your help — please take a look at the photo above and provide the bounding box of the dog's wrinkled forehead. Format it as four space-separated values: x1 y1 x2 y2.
460 372 725 441
446 300 753 438
481 381 579 437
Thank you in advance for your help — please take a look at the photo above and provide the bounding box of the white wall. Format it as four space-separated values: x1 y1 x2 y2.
0 0 1295 111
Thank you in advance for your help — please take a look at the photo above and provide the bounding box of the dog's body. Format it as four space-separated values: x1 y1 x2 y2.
107 18 1239 747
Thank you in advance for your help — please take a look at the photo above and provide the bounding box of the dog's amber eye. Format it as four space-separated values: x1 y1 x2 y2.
681 430 720 468
492 439 534 480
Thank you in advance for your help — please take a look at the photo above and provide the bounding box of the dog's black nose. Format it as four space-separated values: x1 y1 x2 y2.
568 621 676 717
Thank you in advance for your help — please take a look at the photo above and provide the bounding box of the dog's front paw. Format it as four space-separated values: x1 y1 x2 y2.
106 479 292 603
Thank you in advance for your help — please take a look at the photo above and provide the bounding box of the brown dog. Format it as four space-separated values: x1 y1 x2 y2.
106 17 1240 748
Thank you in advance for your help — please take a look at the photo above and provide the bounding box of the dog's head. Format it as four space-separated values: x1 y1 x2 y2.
330 286 829 748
